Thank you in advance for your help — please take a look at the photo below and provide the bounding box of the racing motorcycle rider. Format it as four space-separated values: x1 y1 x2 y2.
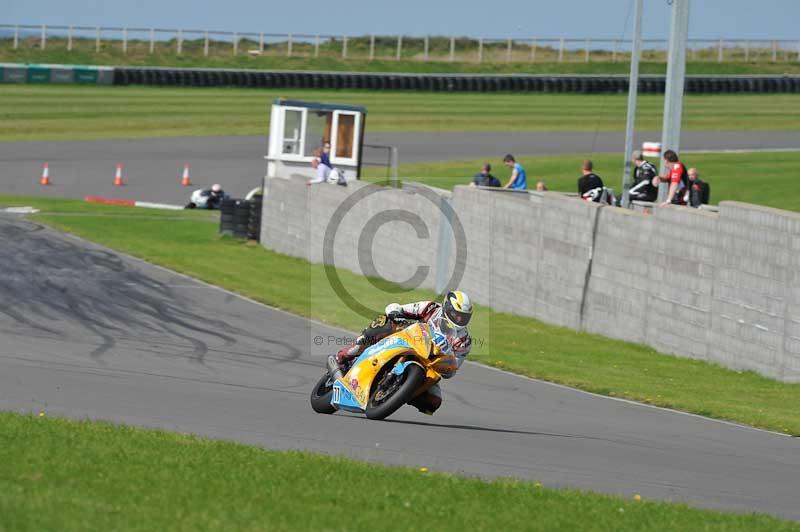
329 291 473 415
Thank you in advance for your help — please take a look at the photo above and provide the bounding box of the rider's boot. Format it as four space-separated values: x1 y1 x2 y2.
335 342 363 366
327 342 364 381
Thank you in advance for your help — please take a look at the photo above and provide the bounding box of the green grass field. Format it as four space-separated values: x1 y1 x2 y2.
2 194 799 436
2 85 800 141
3 412 795 531
363 150 800 213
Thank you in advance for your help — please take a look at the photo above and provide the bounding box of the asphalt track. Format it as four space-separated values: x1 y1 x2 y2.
1 214 798 520
1 130 799 205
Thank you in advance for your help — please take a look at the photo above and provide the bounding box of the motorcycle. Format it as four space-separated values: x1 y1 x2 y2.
310 320 459 420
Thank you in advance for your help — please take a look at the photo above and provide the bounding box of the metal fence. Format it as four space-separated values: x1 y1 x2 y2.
2 24 799 63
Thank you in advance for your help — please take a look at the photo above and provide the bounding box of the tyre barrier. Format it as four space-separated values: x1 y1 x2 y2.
219 198 259 240
247 195 263 241
111 67 800 94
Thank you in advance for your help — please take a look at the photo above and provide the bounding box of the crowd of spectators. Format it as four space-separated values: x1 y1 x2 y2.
465 149 710 210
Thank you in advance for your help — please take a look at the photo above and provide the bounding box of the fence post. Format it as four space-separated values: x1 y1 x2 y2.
612 39 618 62
149 28 155 54
506 38 512 62
13 24 18 50
584 37 590 62
342 35 348 59
558 37 565 62
369 35 375 60
95 26 101 53
390 146 399 189
259 32 264 53
122 27 128 54
314 35 320 57
797 40 800 62
67 25 73 51
177 29 183 55
233 32 238 55
449 36 455 62
717 37 723 62
41 24 46 50
423 35 429 61
204 31 209 56
396 35 402 60
772 40 777 62
530 38 536 62
477 37 483 63
287 33 293 57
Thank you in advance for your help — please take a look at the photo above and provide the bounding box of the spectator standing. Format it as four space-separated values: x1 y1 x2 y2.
502 154 527 190
660 149 689 206
577 160 605 201
628 150 659 203
686 167 711 207
471 163 501 187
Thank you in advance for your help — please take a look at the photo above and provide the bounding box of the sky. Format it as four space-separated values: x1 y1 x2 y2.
4 0 799 41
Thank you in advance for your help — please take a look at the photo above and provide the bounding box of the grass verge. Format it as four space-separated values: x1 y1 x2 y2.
2 85 800 141
363 150 800 213
1 411 797 531
2 194 799 435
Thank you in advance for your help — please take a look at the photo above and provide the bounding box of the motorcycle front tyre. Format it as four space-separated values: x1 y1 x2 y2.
365 364 425 420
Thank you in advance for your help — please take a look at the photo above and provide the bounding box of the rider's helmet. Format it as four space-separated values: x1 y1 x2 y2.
440 291 473 334
211 184 222 193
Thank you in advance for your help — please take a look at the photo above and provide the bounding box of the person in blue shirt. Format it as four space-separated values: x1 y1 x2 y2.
502 154 527 190
320 141 333 169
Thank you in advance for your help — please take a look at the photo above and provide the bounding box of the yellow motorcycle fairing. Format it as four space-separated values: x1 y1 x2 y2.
331 321 456 412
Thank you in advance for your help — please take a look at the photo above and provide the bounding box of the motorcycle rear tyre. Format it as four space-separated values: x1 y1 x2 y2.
365 364 424 420
310 373 336 414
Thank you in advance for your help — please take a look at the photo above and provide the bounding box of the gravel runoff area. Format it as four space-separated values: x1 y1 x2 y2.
1 130 799 204
0 213 798 520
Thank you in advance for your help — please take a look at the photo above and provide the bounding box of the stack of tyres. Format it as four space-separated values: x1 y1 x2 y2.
219 199 237 236
247 195 263 241
219 199 250 239
233 200 251 238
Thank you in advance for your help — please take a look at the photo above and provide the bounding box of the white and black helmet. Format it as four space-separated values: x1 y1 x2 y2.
441 291 473 333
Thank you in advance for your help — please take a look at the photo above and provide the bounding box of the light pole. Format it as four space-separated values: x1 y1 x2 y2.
658 0 690 202
621 0 643 208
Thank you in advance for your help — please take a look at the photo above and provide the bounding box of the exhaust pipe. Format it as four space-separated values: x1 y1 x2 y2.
327 355 344 382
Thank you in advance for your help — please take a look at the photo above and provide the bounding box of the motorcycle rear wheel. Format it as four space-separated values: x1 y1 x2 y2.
310 373 336 414
365 364 424 420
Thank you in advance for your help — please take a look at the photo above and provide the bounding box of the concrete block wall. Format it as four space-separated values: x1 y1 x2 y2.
262 176 800 382
708 202 800 380
263 176 445 290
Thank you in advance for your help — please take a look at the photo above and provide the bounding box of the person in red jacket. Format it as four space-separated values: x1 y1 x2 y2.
660 149 689 206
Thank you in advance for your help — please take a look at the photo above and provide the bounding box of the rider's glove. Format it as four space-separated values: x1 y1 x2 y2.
385 303 403 322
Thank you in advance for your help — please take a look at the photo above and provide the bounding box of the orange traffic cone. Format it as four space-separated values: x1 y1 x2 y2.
40 162 51 186
113 163 125 186
180 164 192 187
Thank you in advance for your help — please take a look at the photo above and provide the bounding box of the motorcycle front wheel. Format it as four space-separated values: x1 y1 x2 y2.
365 364 424 420
310 373 336 414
